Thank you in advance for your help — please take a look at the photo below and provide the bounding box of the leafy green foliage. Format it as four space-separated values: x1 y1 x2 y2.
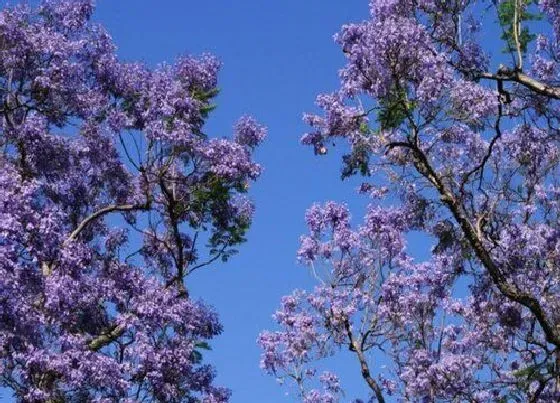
341 144 370 179
188 173 251 263
377 86 413 130
191 341 213 364
497 0 542 55
193 87 220 119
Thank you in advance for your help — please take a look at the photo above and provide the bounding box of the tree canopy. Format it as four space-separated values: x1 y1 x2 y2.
0 1 265 401
260 0 560 402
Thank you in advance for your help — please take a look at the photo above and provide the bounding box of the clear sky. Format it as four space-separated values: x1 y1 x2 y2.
89 1 374 401
0 1 387 401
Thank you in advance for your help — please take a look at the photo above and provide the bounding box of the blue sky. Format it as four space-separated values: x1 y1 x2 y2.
91 1 373 402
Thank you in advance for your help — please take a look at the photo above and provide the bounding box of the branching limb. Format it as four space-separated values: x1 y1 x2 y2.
513 0 523 70
40 203 151 276
88 325 126 351
386 141 560 348
460 83 504 193
66 202 151 244
345 319 385 403
187 243 229 275
478 68 560 100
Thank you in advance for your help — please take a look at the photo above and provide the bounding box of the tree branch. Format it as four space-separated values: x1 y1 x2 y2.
478 68 560 100
460 83 504 192
88 324 125 351
387 141 560 347
513 0 523 70
187 242 228 275
66 203 150 244
345 320 385 403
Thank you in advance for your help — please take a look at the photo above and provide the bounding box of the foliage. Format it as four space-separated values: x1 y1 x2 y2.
497 0 541 54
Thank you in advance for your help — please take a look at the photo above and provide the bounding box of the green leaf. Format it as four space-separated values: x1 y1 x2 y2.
195 341 212 351
341 144 370 179
497 0 542 55
377 86 413 130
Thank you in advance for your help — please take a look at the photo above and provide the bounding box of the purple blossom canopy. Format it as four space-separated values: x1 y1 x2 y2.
0 0 265 401
261 0 560 401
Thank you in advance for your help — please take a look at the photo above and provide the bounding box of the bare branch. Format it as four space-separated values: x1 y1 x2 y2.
460 82 504 192
65 203 150 245
513 0 523 70
88 325 126 351
478 68 560 100
187 243 228 275
345 320 386 403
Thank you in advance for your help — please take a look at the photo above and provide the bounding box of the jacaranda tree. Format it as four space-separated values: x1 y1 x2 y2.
260 0 560 401
0 1 265 401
